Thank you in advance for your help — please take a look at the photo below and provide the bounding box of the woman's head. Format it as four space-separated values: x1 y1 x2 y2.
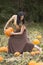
17 11 25 25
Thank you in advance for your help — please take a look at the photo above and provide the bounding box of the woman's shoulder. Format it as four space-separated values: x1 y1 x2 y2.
12 15 17 18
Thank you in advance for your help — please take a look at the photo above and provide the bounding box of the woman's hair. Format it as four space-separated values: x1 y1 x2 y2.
17 11 25 25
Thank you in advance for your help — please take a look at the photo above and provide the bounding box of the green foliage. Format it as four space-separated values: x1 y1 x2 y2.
0 0 19 23
23 0 43 22
0 0 43 23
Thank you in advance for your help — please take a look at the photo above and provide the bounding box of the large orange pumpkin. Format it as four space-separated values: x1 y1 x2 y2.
0 56 4 62
32 39 40 45
4 27 14 36
28 60 36 65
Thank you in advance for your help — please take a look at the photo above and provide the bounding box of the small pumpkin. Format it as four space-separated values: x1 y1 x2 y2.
0 47 8 52
4 27 14 36
32 39 40 45
28 60 36 65
37 35 42 39
30 51 40 56
30 51 35 56
35 51 40 54
0 56 4 62
14 52 21 57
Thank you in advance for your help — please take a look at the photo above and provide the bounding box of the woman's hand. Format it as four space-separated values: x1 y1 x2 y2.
10 31 23 36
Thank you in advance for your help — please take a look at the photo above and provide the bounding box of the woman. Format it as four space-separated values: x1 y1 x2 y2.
4 11 42 54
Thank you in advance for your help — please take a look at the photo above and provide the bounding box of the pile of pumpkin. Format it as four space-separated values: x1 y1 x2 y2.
0 51 41 62
0 52 43 64
31 34 42 56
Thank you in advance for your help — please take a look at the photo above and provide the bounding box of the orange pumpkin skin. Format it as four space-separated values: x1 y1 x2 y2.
32 39 40 45
0 56 4 62
14 52 20 56
0 47 8 52
35 51 40 54
35 62 43 65
28 60 36 65
3 47 8 52
30 51 40 56
30 52 35 56
4 27 14 36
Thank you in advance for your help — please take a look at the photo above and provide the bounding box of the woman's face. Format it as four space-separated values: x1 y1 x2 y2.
20 16 24 21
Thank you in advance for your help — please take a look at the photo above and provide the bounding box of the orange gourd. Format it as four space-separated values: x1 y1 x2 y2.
30 51 40 56
28 61 43 65
32 39 40 45
0 47 8 52
0 56 4 62
4 27 14 36
14 52 21 57
30 51 35 56
35 62 43 65
28 60 36 65
35 51 40 54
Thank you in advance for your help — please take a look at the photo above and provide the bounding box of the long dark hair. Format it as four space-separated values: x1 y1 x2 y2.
17 11 25 25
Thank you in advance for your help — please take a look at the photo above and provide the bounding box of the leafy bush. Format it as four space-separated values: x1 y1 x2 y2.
0 0 43 23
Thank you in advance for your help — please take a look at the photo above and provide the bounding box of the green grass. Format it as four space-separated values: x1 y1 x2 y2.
27 22 43 41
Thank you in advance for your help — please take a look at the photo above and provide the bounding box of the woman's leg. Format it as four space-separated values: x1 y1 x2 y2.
22 42 34 52
34 45 42 52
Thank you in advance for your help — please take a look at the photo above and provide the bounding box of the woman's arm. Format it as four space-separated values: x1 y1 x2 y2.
4 15 16 31
11 25 26 35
